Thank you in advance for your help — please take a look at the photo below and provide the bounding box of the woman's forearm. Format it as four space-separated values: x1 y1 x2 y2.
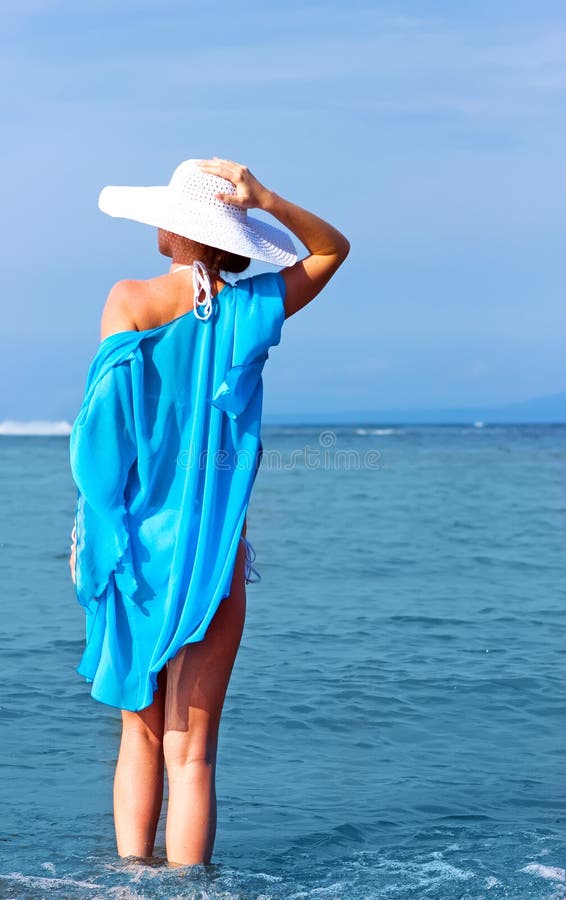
260 190 350 259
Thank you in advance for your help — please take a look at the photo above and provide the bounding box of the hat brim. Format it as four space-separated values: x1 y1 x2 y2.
98 185 298 267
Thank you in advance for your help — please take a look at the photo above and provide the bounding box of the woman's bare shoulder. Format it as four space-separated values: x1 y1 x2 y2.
99 279 150 341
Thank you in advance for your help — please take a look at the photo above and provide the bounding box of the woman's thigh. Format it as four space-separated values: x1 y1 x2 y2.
163 538 247 740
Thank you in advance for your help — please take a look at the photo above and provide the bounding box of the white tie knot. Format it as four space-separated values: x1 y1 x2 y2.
191 260 213 321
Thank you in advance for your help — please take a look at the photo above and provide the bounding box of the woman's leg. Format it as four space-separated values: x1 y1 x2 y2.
113 663 167 858
163 538 247 866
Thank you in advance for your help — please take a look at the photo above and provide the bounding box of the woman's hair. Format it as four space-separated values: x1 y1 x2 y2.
197 240 251 275
160 229 250 275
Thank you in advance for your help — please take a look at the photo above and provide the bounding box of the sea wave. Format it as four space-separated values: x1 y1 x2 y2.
354 427 397 435
0 419 73 436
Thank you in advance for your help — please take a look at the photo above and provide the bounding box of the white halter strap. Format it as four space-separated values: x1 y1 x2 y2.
171 261 213 321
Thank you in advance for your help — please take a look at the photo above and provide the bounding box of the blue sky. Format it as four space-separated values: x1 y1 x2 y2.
1 0 565 422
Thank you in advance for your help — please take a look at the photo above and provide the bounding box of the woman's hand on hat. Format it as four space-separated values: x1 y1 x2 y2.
195 158 271 210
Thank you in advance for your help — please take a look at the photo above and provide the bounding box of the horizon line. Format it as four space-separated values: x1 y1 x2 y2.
0 418 565 436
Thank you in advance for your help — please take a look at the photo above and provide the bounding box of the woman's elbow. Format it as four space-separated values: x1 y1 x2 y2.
337 236 351 260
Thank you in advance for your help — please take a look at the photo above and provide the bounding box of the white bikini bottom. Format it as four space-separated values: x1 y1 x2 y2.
240 536 261 584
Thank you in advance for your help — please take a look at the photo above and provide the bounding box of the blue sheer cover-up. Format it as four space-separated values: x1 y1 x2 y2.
69 271 286 712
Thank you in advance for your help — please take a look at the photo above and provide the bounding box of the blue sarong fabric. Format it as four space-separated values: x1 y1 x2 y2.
69 271 286 711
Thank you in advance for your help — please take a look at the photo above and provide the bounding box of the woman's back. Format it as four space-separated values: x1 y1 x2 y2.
103 266 231 338
70 271 286 711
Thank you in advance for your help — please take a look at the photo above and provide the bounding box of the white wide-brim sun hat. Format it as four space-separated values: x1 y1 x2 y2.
98 158 298 268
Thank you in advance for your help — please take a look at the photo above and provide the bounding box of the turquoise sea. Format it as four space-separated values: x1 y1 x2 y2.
0 424 564 899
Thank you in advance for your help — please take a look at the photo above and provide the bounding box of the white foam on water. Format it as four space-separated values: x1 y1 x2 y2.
102 858 167 883
357 850 477 891
227 868 283 883
521 862 566 882
415 856 476 884
290 882 348 897
41 861 57 874
104 888 147 899
0 419 73 435
2 871 98 891
354 428 396 435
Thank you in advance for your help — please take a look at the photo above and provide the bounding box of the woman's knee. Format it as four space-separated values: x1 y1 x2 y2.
163 715 219 769
121 710 164 749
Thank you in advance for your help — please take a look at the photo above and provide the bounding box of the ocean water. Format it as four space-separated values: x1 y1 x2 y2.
0 424 564 899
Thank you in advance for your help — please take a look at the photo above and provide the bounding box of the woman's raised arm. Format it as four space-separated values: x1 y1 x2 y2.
260 190 350 318
195 158 350 319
